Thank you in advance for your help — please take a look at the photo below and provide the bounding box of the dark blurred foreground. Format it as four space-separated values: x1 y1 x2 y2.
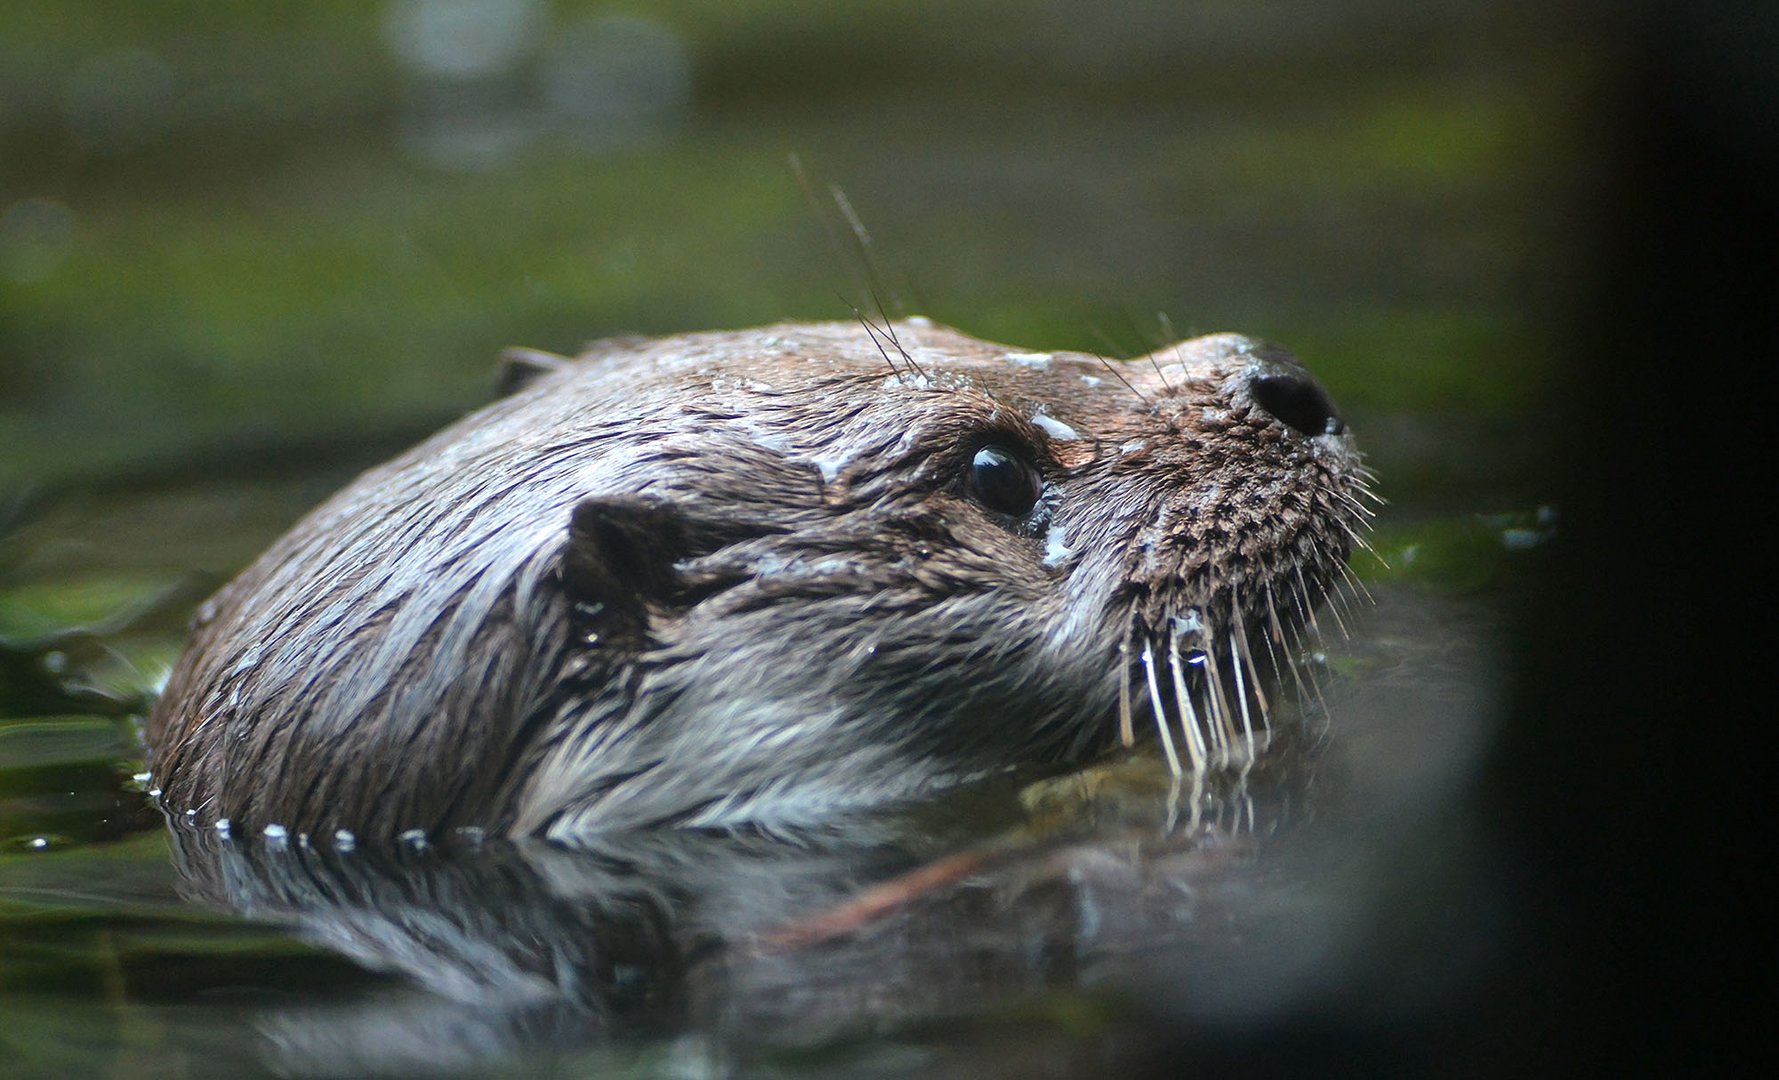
1163 3 1775 1072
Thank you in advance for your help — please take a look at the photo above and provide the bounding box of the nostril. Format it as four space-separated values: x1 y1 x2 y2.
1249 371 1345 437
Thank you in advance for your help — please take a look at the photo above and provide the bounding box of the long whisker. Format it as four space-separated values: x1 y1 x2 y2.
1146 346 1176 397
1141 638 1183 776
1292 565 1323 639
1336 558 1376 608
1093 352 1152 407
1167 625 1209 773
1264 587 1313 706
1117 619 1136 747
1332 489 1378 519
1233 605 1272 722
1230 628 1258 764
850 304 904 382
869 292 921 378
1319 579 1352 639
1336 519 1382 561
1203 640 1238 766
1322 572 1356 629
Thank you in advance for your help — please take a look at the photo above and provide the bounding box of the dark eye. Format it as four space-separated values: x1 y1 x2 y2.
966 444 1042 517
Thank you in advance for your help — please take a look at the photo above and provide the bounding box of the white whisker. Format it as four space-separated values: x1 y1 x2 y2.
1167 625 1210 773
1141 638 1183 776
1337 558 1376 606
1268 587 1313 709
1320 579 1352 638
1292 565 1322 639
1323 574 1356 630
1332 488 1377 519
1229 629 1258 763
1203 641 1239 767
1232 602 1272 722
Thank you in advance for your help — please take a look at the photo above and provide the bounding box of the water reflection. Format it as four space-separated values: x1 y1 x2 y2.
168 817 919 1074
155 581 1499 1076
0 482 1503 1075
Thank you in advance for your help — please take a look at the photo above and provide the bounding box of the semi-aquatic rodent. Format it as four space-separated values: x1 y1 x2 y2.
145 319 1368 841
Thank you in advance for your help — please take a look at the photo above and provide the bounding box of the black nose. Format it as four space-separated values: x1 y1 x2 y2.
1249 366 1345 437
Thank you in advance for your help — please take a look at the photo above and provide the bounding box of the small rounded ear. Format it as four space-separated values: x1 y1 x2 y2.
494 347 573 397
497 336 656 398
561 496 691 652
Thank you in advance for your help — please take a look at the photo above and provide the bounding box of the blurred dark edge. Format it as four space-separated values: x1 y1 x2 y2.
1506 0 1771 1070
1124 2 1774 1074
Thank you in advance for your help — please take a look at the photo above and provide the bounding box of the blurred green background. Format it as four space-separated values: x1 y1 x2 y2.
0 3 1611 1071
2 0 1593 499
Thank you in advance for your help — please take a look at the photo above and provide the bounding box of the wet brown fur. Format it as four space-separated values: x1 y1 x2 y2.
146 320 1369 841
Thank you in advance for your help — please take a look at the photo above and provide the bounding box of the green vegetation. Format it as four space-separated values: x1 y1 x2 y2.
2 0 1592 491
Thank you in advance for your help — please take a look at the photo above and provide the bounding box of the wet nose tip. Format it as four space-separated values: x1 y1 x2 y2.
1248 366 1346 437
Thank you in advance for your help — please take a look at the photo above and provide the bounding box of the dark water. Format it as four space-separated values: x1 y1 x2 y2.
0 473 1531 1077
1 1 1604 1075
